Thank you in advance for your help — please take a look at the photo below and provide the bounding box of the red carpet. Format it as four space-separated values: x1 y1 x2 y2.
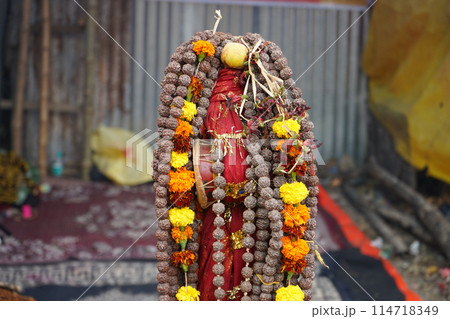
0 180 157 265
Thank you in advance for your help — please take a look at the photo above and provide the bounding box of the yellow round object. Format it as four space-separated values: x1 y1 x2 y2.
275 285 305 301
221 43 248 69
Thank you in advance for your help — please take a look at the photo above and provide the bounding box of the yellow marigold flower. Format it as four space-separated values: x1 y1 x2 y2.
181 100 197 122
281 236 310 262
282 204 310 228
176 286 201 301
272 119 301 138
170 151 189 169
275 285 305 301
192 40 215 62
168 207 195 227
280 182 309 205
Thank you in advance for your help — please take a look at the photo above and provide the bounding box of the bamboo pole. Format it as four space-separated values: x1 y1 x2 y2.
12 0 32 156
39 0 51 177
82 0 97 180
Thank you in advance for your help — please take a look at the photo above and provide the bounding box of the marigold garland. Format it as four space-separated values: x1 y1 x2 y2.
192 40 215 61
281 236 310 262
180 100 197 122
186 76 203 102
170 191 194 208
294 161 308 176
174 119 193 137
279 182 309 205
272 119 301 138
167 75 199 300
171 249 197 266
280 256 307 274
176 286 201 301
282 224 307 238
170 151 189 168
168 167 195 193
287 144 300 157
286 145 308 176
168 207 196 227
172 226 194 243
275 285 305 301
174 139 190 153
282 204 310 228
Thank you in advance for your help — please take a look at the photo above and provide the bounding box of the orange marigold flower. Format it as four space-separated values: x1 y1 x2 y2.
285 144 308 176
173 134 191 153
168 167 195 193
281 236 310 262
192 40 215 61
170 191 194 208
171 226 194 243
171 250 196 266
276 139 287 152
294 161 308 176
287 144 301 158
175 119 193 138
187 76 204 102
280 256 307 274
283 223 307 238
282 204 310 228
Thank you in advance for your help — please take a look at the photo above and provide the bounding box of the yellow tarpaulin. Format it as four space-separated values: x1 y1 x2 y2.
91 126 153 186
363 0 450 183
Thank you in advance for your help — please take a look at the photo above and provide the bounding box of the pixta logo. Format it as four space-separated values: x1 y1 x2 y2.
126 129 159 175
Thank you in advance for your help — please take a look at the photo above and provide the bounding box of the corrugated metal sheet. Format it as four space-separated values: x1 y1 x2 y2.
2 0 131 173
130 0 370 164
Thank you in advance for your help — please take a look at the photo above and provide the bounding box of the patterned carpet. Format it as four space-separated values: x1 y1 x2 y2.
0 260 159 301
0 259 340 301
0 180 157 265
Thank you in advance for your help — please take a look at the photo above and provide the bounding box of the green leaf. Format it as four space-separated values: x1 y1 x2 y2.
274 164 284 173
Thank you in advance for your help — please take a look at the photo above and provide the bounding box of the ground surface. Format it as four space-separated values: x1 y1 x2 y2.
325 184 449 301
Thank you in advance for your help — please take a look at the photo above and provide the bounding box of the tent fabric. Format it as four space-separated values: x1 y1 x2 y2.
363 0 450 183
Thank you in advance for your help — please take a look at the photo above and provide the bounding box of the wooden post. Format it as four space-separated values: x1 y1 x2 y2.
82 0 97 180
38 0 51 177
12 0 32 156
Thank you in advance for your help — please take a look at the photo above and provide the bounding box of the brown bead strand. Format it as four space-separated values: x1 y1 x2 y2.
244 140 264 301
186 217 200 289
211 146 227 301
155 73 174 299
254 150 276 301
240 150 257 301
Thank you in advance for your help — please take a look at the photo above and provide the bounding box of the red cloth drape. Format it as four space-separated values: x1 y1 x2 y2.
198 69 250 301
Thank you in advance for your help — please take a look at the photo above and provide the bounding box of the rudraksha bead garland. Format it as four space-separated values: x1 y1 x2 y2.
240 35 319 301
240 137 258 301
155 29 320 301
211 146 227 301
155 30 222 301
